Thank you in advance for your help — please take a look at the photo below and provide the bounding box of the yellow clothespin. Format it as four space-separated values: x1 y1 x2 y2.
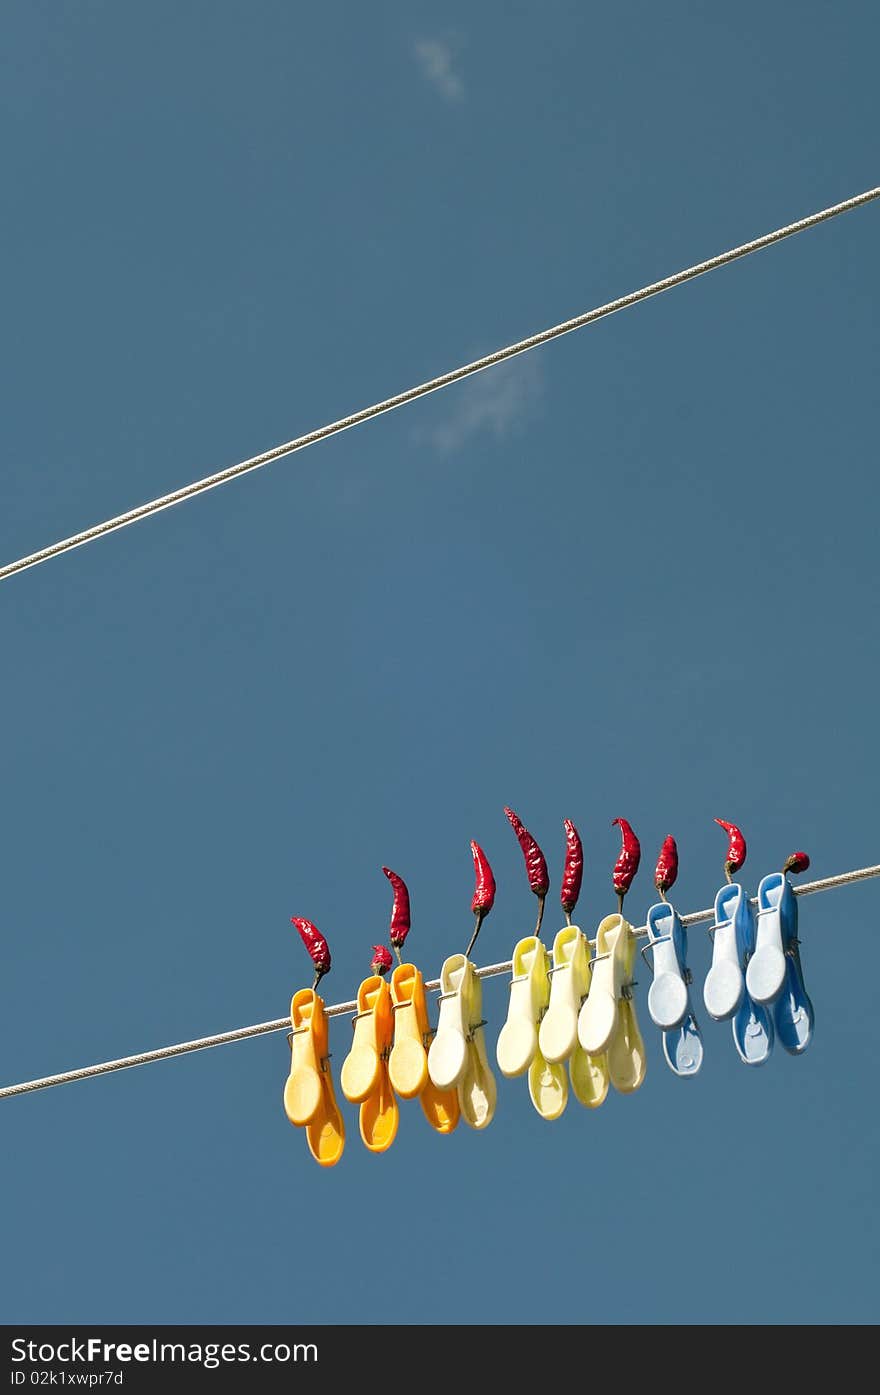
341 956 400 1154
426 839 499 1130
578 819 646 1093
540 923 609 1110
496 935 552 1078
285 918 345 1167
381 867 459 1135
607 917 647 1094
497 809 566 1121
428 953 497 1130
578 914 629 1052
283 990 346 1168
497 936 566 1121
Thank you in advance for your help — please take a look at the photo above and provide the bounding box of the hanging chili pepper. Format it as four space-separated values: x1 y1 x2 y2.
503 806 550 936
291 917 332 990
560 818 584 923
466 839 496 958
371 944 394 977
654 834 679 901
782 850 810 876
611 818 641 911
715 818 747 882
382 866 411 963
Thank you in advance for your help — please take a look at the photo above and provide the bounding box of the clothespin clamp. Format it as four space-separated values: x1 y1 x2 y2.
704 817 752 1021
390 961 460 1134
607 918 647 1094
283 989 345 1168
703 884 750 1022
730 900 774 1068
767 852 814 1055
639 833 703 1076
578 915 629 1055
496 936 551 1079
497 810 568 1119
428 953 497 1130
341 968 400 1153
426 841 498 1130
381 867 460 1133
285 918 345 1166
747 874 791 1006
538 822 609 1108
578 818 645 1090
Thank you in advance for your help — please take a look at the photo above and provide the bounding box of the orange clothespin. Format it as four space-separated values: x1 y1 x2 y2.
340 947 399 1153
382 866 460 1135
284 919 345 1167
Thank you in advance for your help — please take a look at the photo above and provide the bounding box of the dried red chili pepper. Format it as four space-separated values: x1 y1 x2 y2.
611 818 641 909
654 834 679 900
504 806 550 935
371 944 393 977
715 818 747 882
560 818 584 922
382 866 411 962
291 916 332 990
466 839 496 957
782 850 810 876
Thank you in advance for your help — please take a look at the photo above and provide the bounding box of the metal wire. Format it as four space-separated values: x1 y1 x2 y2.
1 863 876 1101
2 185 878 584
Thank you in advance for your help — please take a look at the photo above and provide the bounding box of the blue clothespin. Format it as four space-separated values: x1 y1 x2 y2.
641 836 704 1078
764 852 815 1055
643 901 704 1078
731 892 774 1066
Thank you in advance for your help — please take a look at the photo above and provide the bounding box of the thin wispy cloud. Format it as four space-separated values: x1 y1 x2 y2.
414 355 544 455
414 38 464 102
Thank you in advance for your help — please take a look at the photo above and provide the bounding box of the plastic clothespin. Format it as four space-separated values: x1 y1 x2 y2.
730 899 774 1067
495 810 567 1121
380 867 460 1133
643 902 704 1078
427 953 497 1131
389 961 460 1135
578 914 629 1055
747 873 791 1006
575 819 646 1094
539 923 608 1110
496 937 563 1121
340 975 400 1153
496 935 551 1078
607 917 647 1094
765 854 815 1055
703 882 751 1021
495 935 566 1122
283 988 345 1168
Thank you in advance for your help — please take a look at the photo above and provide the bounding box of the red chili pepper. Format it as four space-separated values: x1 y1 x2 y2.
654 834 679 898
470 840 496 915
382 866 411 952
782 850 810 876
503 807 550 897
611 818 641 903
371 944 393 977
291 917 332 988
560 818 584 919
715 818 747 880
465 839 496 958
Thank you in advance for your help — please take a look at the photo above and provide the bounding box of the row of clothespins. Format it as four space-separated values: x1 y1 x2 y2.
282 811 815 1166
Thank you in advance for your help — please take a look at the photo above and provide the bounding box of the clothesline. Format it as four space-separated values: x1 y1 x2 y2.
1 184 878 583
1 862 876 1102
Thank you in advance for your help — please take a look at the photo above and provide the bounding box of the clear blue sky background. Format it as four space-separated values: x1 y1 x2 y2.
2 1 878 1327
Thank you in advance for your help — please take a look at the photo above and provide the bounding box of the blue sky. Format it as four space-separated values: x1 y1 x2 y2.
2 1 878 1327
